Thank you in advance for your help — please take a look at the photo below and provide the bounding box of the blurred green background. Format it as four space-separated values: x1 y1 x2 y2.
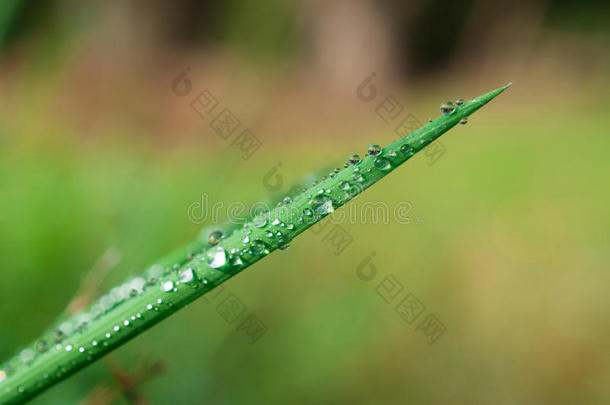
1 1 609 404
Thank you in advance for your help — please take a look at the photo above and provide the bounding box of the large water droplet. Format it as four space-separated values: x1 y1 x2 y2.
374 157 391 171
207 230 225 246
161 280 174 292
179 268 196 284
252 215 267 228
367 144 381 156
36 340 49 353
250 240 268 256
205 246 227 268
349 154 361 164
440 101 456 115
400 144 414 155
19 349 35 364
311 195 335 215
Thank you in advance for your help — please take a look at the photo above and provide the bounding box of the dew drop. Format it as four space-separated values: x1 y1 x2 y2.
243 236 250 243
205 246 227 268
250 240 268 256
349 154 361 164
340 181 350 191
286 223 295 230
123 320 130 327
252 215 267 228
374 157 391 171
272 218 281 226
367 144 381 156
455 98 464 106
19 349 35 364
283 197 292 205
36 340 49 353
161 280 174 292
113 325 120 332
440 101 456 115
91 340 98 346
303 208 313 217
179 268 196 284
79 347 85 353
279 245 290 251
400 144 414 155
53 330 65 343
229 254 243 266
311 195 335 215
352 173 364 183
459 117 468 125
207 230 225 246
65 345 73 352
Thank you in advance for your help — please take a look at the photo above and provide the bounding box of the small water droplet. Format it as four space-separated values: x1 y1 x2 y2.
340 181 350 191
349 154 361 164
65 345 73 352
286 223 295 230
161 280 174 292
352 173 364 183
105 333 111 339
440 101 456 115
455 98 464 106
79 347 85 353
272 218 281 226
367 144 381 156
123 320 130 327
303 208 313 217
279 245 290 251
459 117 468 125
91 340 98 346
283 197 292 205
113 325 120 332
205 246 227 268
243 236 250 243
207 230 225 246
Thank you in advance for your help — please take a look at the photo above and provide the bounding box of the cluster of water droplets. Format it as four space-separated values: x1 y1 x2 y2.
440 98 468 125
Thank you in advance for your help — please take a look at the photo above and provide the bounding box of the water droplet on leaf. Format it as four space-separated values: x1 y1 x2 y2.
440 101 456 115
205 246 227 268
367 144 381 156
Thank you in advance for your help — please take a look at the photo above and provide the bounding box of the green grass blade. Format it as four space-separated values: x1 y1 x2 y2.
0 84 510 404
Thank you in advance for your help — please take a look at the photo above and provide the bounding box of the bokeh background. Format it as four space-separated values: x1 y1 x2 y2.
1 1 609 404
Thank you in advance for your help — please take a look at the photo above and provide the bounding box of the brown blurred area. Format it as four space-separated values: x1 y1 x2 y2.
1 0 608 142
